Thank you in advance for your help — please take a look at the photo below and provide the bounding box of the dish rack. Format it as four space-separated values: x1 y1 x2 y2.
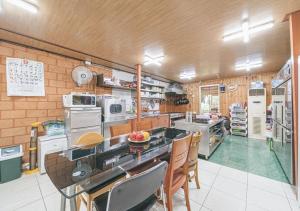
230 105 248 137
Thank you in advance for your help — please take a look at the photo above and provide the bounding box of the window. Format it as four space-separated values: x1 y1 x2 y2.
199 84 220 114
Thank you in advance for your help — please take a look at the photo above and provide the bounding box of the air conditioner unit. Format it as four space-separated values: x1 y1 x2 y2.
248 88 266 140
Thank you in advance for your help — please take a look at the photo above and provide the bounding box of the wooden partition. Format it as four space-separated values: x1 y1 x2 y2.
181 72 276 116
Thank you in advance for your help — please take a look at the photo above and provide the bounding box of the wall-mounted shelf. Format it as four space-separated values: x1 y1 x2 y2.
100 84 137 91
141 81 165 88
141 89 162 93
96 74 137 91
134 96 164 100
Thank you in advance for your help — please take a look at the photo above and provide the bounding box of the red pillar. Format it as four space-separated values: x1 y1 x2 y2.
288 10 300 185
136 64 142 122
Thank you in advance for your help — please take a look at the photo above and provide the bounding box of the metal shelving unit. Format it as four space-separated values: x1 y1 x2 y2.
230 106 248 137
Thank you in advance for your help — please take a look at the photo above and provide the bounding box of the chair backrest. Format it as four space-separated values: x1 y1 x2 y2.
74 132 104 148
136 119 152 131
188 132 202 166
106 161 168 211
169 134 192 172
110 122 132 137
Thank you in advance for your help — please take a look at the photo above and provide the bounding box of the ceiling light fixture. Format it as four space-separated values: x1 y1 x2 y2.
143 55 164 66
179 71 196 80
223 19 274 43
235 60 263 71
7 0 38 13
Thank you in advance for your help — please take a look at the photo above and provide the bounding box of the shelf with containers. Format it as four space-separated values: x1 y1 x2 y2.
230 104 248 137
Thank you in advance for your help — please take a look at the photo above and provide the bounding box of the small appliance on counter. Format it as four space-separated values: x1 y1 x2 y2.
0 145 23 183
63 92 96 108
96 95 127 138
96 95 126 122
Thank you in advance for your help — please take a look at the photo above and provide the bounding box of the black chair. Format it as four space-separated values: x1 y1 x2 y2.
93 161 168 211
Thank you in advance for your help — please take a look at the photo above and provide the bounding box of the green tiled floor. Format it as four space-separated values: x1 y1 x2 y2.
208 135 289 183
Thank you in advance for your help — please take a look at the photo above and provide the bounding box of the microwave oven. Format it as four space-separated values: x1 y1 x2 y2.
63 93 96 108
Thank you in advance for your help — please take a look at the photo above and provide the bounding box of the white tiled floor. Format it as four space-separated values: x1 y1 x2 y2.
0 159 299 211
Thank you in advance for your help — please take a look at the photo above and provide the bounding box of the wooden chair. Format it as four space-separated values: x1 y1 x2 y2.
110 122 132 137
187 132 202 189
136 119 152 131
164 134 192 211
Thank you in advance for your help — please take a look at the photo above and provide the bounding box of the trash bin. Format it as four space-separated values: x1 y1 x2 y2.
0 145 23 183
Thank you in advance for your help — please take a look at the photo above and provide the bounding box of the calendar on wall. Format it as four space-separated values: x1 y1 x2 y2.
6 57 45 96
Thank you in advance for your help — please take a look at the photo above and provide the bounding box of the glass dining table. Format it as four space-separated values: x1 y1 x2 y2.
45 127 188 211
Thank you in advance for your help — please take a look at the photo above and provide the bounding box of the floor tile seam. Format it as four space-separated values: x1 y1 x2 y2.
210 184 247 202
245 172 248 211
35 175 48 211
217 173 248 185
201 167 221 207
9 194 43 211
281 183 295 211
247 183 290 199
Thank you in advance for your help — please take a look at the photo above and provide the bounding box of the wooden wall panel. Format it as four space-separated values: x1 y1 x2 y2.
164 72 277 116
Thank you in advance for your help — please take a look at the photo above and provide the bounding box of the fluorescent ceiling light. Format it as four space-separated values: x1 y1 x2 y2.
143 55 164 66
7 0 38 13
235 60 263 71
242 21 249 43
180 71 196 80
223 19 274 43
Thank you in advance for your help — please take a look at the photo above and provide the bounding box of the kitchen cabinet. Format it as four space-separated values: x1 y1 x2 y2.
131 114 170 131
38 135 68 174
157 115 170 128
174 119 225 159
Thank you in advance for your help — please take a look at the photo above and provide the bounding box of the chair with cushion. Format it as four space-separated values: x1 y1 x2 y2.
110 122 132 137
93 161 168 211
187 132 202 189
164 134 192 211
74 132 126 211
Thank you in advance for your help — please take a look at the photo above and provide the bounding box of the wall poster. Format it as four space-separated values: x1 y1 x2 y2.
6 57 45 96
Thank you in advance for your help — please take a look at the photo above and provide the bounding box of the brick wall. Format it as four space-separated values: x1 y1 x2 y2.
0 41 112 162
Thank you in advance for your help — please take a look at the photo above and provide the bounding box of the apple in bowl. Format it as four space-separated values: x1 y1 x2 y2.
129 131 150 142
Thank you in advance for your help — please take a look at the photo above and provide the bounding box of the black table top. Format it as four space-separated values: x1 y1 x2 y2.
45 127 187 198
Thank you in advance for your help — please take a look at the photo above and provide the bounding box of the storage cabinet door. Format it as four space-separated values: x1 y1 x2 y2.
68 110 101 129
40 138 67 174
158 115 170 128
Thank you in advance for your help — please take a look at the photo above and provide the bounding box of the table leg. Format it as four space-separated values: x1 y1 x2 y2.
60 186 77 211
60 195 66 211
69 186 77 211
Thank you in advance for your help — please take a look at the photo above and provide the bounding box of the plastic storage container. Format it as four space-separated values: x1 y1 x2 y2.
0 145 23 183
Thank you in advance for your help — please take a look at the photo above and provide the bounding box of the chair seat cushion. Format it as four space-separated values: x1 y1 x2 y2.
86 171 127 194
94 193 157 211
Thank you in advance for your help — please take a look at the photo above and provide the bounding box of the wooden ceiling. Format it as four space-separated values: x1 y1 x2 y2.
0 0 300 82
